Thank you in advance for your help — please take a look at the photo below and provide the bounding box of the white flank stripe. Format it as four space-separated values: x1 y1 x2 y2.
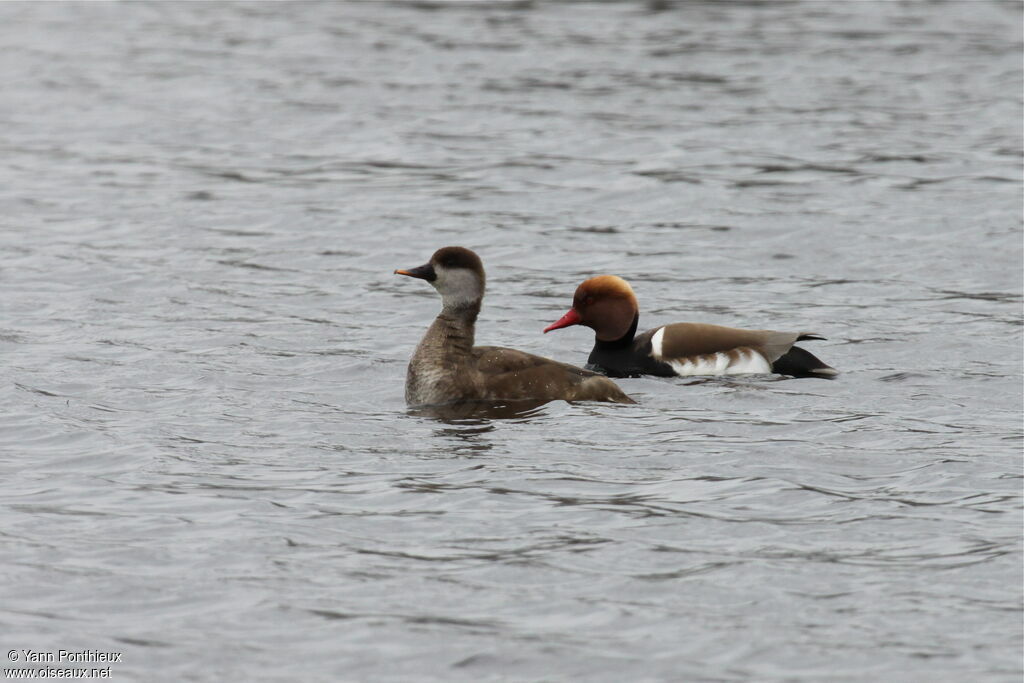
667 348 772 376
728 348 772 374
650 327 665 360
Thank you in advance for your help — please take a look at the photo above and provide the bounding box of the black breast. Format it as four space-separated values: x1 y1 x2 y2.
587 336 675 378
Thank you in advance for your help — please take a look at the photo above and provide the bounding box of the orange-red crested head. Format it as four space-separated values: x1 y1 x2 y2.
544 275 639 342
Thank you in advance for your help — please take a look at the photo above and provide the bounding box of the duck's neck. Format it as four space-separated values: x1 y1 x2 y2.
419 300 480 358
594 313 639 350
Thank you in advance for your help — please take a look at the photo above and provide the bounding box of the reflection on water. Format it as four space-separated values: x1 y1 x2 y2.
410 398 553 423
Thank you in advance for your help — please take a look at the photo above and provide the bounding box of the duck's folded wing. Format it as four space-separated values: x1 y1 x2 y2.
474 346 597 376
643 322 805 363
473 346 634 403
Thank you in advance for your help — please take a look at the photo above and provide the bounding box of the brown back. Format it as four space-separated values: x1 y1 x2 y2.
650 323 803 363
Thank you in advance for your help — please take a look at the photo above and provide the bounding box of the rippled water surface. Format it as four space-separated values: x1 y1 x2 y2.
2 1 1021 680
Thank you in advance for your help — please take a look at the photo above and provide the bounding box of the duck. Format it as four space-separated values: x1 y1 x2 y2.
543 275 837 379
395 247 634 406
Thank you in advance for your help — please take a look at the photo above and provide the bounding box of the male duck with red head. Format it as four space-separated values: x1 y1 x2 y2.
544 275 837 379
395 248 634 406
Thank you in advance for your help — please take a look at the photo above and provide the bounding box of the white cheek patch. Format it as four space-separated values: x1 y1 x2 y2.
435 269 482 307
665 348 772 376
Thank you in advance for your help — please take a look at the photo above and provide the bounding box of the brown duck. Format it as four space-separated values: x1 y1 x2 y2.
395 248 634 406
544 275 837 379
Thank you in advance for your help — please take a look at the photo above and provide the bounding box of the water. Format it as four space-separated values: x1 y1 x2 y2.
1 1 1021 680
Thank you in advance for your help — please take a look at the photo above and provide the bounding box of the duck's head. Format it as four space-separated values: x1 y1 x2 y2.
544 275 639 342
395 246 485 309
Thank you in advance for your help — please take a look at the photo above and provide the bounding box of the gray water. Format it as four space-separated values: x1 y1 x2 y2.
1 1 1021 680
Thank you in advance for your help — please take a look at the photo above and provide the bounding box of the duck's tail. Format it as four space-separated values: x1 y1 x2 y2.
772 342 838 379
